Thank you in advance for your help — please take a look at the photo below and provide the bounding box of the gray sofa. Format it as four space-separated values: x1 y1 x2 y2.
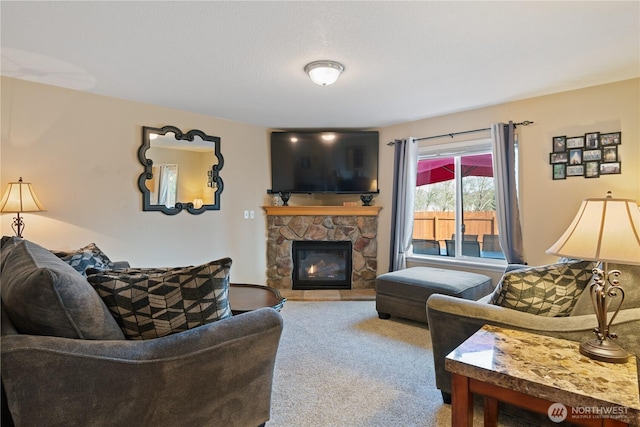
427 261 640 404
1 237 283 427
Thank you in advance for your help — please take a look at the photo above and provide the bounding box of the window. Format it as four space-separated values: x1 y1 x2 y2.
412 140 505 261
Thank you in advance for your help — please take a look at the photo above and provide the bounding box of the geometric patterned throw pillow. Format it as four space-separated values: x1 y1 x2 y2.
488 260 596 317
53 243 115 276
87 258 232 340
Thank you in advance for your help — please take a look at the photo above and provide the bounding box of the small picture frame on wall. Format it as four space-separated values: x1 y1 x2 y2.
602 146 618 162
552 136 566 153
600 162 621 175
553 164 566 180
566 165 584 177
550 152 568 164
566 136 585 149
600 132 621 146
585 132 599 149
568 149 582 165
584 161 599 178
583 149 602 161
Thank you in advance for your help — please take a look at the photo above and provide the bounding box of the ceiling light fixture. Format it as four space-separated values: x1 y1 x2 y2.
304 60 344 86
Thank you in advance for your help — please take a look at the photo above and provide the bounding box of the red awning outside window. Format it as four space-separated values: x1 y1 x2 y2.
417 153 494 186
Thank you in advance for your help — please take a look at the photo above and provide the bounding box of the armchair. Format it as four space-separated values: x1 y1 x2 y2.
427 262 640 403
2 308 282 427
1 237 283 426
2 307 283 427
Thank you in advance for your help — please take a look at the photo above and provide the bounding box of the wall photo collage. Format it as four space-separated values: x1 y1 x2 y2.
550 131 621 180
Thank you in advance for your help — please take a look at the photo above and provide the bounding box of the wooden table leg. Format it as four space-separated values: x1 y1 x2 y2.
451 373 473 427
484 396 498 427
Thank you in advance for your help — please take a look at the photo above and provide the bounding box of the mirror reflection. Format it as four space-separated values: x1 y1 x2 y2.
138 126 223 214
148 163 178 207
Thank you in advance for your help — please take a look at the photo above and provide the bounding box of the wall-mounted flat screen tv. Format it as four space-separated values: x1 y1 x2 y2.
270 131 379 194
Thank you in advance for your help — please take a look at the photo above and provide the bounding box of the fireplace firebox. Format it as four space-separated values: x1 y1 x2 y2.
292 241 352 290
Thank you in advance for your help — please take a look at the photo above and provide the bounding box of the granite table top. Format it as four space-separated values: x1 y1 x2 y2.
445 325 640 425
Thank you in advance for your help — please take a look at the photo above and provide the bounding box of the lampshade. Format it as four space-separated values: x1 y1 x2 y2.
546 194 640 265
304 60 344 86
0 177 45 213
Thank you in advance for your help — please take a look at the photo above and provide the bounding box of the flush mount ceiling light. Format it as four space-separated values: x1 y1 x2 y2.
304 60 344 86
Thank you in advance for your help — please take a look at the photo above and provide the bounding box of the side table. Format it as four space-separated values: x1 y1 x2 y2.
445 325 640 427
229 283 286 315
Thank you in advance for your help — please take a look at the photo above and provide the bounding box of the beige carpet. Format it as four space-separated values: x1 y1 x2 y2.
269 301 538 427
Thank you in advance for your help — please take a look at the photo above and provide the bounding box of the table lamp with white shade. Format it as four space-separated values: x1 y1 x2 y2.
547 191 640 363
0 177 46 238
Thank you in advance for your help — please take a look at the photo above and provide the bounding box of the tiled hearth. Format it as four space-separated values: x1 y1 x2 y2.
264 206 381 290
280 288 376 301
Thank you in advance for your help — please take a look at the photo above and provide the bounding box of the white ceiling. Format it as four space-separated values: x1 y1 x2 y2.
2 1 638 129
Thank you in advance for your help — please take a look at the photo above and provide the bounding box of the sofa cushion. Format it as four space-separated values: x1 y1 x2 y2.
0 239 125 339
376 267 493 301
87 258 233 340
52 243 115 276
488 260 595 317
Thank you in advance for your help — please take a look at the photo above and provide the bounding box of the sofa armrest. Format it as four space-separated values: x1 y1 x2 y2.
426 294 640 398
1 308 283 427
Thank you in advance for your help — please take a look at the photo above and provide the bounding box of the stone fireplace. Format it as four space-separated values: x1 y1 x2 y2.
264 206 380 290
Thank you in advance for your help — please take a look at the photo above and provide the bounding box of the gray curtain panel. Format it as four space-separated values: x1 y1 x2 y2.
389 138 418 271
491 122 525 264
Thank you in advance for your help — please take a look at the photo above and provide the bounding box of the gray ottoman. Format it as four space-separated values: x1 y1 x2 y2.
375 267 493 323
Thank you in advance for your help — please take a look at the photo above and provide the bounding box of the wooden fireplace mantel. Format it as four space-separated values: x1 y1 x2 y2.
262 205 381 217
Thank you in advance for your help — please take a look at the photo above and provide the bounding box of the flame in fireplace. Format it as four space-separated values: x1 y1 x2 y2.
308 264 316 276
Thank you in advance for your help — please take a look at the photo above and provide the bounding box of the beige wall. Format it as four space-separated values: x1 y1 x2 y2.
376 78 639 272
1 77 272 284
2 77 638 284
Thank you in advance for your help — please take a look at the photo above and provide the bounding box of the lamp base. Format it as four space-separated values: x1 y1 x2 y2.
579 339 628 364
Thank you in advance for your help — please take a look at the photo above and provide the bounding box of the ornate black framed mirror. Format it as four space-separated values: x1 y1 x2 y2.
138 125 223 214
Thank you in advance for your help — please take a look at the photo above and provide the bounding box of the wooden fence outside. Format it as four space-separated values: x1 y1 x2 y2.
413 211 497 243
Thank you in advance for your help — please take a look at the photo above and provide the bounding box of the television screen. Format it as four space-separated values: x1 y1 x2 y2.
270 131 379 194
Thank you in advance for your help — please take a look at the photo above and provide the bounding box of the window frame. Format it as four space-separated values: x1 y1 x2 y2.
410 137 506 267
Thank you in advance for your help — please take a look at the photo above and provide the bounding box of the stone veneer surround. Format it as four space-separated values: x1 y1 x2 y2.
264 206 380 290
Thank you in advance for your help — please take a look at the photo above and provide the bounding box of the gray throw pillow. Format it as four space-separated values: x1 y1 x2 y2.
87 258 233 340
489 260 596 317
53 243 114 276
0 239 125 339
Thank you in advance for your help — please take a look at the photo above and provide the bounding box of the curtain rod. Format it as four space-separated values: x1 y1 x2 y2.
386 121 534 145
